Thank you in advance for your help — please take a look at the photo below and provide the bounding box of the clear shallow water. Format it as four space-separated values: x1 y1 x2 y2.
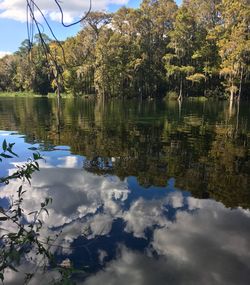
0 97 250 284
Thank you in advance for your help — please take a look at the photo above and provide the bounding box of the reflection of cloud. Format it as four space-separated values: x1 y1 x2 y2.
57 156 81 168
167 191 184 208
0 166 129 239
85 197 250 285
153 198 250 261
84 246 171 285
123 190 186 238
151 198 250 284
3 262 60 285
88 213 113 237
0 165 130 283
187 196 203 210
123 198 169 238
0 131 11 135
1 162 250 284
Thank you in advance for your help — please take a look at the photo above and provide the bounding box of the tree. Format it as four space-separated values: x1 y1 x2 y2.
217 0 250 101
138 0 178 96
0 0 249 99
164 6 197 99
184 0 221 94
14 37 53 95
0 55 17 92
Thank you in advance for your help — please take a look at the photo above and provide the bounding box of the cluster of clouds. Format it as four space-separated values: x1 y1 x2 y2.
0 0 131 57
1 154 250 284
0 0 129 23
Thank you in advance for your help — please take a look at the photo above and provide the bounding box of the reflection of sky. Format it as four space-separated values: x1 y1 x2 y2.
1 133 250 284
0 131 84 176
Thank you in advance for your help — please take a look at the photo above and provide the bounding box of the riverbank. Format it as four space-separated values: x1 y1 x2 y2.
0 92 70 98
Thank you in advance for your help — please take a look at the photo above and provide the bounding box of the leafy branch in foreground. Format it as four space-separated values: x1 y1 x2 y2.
0 139 53 283
0 140 42 184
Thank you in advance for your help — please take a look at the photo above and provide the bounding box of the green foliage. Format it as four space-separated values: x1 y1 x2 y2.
216 0 250 99
0 140 17 162
0 0 249 99
186 73 206 83
0 140 42 184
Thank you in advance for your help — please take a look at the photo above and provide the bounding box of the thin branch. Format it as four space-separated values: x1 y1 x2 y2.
54 0 92 27
25 0 93 80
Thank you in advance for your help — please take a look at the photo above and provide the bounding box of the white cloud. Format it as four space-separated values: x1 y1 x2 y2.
123 197 170 238
0 50 11 58
0 0 129 23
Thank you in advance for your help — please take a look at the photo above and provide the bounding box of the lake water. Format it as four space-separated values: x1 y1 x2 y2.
0 97 250 284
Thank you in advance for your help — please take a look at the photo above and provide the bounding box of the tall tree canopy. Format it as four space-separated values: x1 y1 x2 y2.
0 0 249 100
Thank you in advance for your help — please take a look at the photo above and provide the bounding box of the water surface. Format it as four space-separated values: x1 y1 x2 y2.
0 97 249 284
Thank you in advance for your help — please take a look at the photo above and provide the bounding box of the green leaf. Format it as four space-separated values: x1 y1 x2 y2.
0 153 13 159
33 153 41 160
7 148 18 157
2 139 7 151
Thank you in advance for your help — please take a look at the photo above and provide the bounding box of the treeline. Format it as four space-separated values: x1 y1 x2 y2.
0 0 249 100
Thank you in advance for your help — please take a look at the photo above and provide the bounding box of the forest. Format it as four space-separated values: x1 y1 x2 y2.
0 0 249 101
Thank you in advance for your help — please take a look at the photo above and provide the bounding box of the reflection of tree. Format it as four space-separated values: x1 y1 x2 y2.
206 126 249 208
0 98 249 208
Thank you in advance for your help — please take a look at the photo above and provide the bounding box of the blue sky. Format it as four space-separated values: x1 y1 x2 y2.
0 0 181 56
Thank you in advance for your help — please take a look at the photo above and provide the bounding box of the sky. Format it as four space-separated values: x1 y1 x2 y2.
0 0 181 57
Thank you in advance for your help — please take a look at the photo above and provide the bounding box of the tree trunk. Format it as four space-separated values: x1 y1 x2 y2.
230 85 234 102
229 83 234 118
56 97 61 143
235 99 240 135
238 67 243 101
56 87 61 99
178 78 183 101
178 99 182 119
